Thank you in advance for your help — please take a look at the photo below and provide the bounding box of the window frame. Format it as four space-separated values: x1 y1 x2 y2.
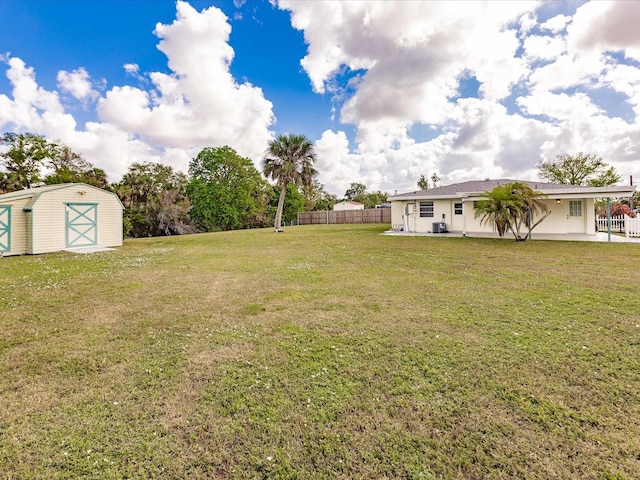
419 201 434 218
569 200 582 217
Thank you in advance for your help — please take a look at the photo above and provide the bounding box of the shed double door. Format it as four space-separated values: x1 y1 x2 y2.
0 205 10 252
66 203 97 248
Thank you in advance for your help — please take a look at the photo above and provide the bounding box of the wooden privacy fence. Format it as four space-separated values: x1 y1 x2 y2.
298 208 391 225
596 214 640 238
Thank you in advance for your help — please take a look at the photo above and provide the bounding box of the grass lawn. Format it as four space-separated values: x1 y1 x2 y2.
1 224 639 479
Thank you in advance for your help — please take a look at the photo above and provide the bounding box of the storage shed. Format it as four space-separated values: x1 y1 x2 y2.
0 183 123 256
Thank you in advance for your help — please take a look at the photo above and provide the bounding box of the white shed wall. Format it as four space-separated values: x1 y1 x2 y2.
0 196 31 256
30 186 122 254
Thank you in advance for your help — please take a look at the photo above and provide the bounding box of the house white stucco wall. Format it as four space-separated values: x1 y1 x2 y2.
389 180 633 237
394 198 597 235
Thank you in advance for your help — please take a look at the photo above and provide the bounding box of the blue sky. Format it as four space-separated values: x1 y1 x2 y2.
1 0 639 195
0 1 329 135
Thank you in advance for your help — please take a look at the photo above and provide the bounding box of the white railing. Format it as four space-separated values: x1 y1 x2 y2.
596 214 640 238
625 214 640 238
596 215 626 233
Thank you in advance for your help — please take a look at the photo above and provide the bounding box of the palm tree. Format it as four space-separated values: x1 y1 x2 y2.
262 134 317 231
474 182 550 241
474 184 515 237
507 182 550 240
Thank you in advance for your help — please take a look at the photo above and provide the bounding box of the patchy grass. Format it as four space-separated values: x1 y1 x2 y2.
1 224 639 479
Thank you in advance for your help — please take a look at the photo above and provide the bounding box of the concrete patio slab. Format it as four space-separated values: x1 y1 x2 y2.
382 230 640 243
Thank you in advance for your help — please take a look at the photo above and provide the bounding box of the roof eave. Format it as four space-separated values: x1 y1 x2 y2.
390 185 637 202
388 194 461 201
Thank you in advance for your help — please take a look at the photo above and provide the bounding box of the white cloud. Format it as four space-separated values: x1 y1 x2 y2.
567 1 640 60
280 0 535 104
123 63 146 83
314 130 360 195
540 14 571 34
522 35 566 61
56 67 99 102
0 1 275 183
0 56 69 130
278 0 640 194
315 128 444 195
2 0 640 196
518 11 538 35
278 0 548 192
517 91 605 120
98 0 274 160
124 63 139 75
601 64 640 116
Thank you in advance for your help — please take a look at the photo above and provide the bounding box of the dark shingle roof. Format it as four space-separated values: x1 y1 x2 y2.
391 179 587 199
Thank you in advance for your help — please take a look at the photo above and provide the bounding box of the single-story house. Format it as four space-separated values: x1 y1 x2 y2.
388 179 637 236
0 183 123 256
334 201 365 211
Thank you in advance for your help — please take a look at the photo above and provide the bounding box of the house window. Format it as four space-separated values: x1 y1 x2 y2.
419 201 434 217
569 200 582 217
454 202 463 215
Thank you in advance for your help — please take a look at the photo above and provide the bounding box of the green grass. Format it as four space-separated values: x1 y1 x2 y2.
1 224 639 479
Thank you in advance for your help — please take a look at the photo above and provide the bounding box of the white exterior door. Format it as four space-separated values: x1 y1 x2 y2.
567 200 585 233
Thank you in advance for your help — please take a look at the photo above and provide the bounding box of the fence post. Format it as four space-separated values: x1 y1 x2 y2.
625 214 629 237
606 197 611 242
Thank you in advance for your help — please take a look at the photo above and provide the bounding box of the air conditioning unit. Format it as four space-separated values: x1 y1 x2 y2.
432 222 448 233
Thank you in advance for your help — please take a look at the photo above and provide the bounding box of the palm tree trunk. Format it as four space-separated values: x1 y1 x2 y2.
274 181 288 231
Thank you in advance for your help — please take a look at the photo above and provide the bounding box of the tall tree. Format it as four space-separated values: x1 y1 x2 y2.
0 172 22 194
301 180 337 211
314 190 338 211
0 133 107 192
360 190 388 209
112 162 196 237
343 182 388 208
344 182 367 200
0 132 56 190
430 172 440 188
271 183 305 225
188 146 271 231
44 145 109 188
538 153 621 187
262 134 317 232
417 174 429 190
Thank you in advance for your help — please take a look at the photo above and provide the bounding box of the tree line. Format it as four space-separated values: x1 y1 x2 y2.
0 132 109 191
0 132 388 237
4 132 633 240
